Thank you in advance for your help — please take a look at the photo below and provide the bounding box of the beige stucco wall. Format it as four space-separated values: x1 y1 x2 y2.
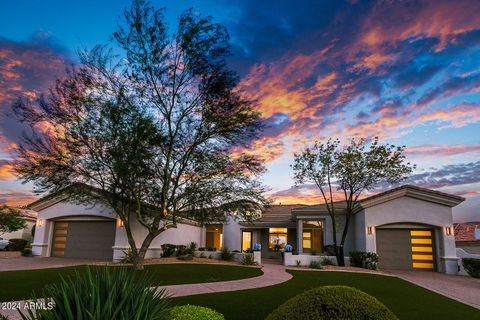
1 220 36 242
31 200 204 261
360 196 458 274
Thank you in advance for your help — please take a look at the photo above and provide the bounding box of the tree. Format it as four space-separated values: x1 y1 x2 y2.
292 137 414 266
0 205 26 236
13 0 268 269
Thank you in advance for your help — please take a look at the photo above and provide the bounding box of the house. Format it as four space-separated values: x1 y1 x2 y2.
454 222 480 254
29 185 464 274
1 209 37 242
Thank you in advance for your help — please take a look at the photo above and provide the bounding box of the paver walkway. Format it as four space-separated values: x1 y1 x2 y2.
389 270 480 310
0 256 107 271
157 263 292 297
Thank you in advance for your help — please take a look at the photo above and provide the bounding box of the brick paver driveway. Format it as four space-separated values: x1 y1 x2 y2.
0 256 107 271
389 270 480 309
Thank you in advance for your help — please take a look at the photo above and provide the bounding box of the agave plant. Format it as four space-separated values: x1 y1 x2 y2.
20 266 170 320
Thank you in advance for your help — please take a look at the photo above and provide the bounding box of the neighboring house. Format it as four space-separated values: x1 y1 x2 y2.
1 209 37 243
454 222 480 254
29 185 464 274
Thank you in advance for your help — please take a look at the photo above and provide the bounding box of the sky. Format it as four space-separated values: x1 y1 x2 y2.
0 0 479 222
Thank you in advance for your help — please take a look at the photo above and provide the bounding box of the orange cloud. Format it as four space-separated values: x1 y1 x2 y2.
360 0 480 51
405 144 480 158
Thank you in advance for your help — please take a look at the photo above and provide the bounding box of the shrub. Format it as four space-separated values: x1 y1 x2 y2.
321 257 335 266
266 286 398 320
310 250 317 256
241 253 257 266
462 258 480 278
244 248 253 253
20 266 170 320
21 247 33 257
208 254 214 259
284 244 293 252
295 260 302 267
0 314 9 320
220 247 235 261
7 238 28 251
206 247 216 252
169 305 224 320
199 252 206 258
161 244 176 257
121 248 134 263
185 242 197 255
232 250 240 253
350 251 379 270
176 245 187 256
198 247 206 251
309 260 322 269
323 245 335 256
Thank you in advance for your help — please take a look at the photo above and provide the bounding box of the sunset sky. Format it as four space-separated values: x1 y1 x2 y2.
0 0 479 222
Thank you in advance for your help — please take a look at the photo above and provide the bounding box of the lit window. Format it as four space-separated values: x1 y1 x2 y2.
269 228 287 250
475 228 480 240
242 231 252 251
303 231 311 249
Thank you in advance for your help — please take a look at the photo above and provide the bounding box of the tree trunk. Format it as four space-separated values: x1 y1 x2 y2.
335 245 345 266
132 233 156 270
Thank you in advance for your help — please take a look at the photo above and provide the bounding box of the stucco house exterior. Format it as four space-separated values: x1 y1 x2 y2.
454 222 480 254
29 185 464 274
1 209 37 243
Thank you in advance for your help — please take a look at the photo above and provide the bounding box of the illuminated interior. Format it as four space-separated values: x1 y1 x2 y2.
206 224 223 249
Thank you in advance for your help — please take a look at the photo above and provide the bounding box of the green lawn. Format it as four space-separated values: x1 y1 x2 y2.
0 264 262 302
174 270 480 320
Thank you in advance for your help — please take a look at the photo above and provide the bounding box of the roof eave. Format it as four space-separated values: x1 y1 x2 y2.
359 187 465 209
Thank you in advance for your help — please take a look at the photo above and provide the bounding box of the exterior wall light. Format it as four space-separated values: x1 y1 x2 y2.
367 226 373 235
117 218 125 228
445 226 453 236
37 219 45 227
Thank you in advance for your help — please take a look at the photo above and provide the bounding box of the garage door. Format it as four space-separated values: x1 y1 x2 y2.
51 221 116 260
376 228 436 271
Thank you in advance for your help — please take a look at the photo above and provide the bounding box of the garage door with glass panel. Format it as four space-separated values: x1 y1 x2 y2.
376 228 436 271
51 220 116 260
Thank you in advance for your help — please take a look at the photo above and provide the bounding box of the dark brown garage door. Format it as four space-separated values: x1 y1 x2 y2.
51 221 115 260
376 228 436 271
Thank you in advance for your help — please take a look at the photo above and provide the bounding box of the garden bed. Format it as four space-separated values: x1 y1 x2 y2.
0 251 21 259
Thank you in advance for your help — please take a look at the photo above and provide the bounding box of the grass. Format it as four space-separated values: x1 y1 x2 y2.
174 270 480 320
0 263 262 302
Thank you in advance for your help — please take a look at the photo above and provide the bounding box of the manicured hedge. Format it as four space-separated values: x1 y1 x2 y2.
462 258 480 278
266 285 398 320
7 238 28 251
349 251 379 270
169 305 224 320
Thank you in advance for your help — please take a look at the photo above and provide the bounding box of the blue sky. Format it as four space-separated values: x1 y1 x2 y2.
0 0 479 221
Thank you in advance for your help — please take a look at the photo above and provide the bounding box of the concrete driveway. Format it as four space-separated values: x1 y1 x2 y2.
0 256 108 271
389 270 480 309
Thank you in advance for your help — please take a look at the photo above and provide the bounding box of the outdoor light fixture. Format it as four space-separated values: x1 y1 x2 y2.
445 226 453 236
117 218 125 228
367 226 373 235
37 219 44 227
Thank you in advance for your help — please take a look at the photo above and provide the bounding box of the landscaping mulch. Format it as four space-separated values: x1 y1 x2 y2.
0 251 21 259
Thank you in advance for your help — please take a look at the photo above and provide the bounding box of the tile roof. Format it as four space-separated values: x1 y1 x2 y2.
454 222 480 242
256 204 307 222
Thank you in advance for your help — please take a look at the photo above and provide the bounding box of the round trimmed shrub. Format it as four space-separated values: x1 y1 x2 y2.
266 285 398 320
169 305 224 320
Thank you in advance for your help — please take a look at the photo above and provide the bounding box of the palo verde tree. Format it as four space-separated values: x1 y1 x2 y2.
0 205 27 236
292 137 414 266
13 0 268 269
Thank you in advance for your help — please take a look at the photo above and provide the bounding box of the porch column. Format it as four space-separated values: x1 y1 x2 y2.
297 219 303 254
